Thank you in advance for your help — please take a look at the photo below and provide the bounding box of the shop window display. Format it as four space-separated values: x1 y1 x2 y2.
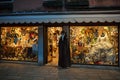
70 26 118 65
0 26 38 61
47 27 62 65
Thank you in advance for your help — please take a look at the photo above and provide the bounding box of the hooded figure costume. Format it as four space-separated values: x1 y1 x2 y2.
58 30 71 68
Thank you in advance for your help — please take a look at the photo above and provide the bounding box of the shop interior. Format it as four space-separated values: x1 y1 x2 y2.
70 26 118 65
47 27 62 66
0 26 38 61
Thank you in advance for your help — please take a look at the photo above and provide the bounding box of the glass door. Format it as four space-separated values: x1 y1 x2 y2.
47 27 62 66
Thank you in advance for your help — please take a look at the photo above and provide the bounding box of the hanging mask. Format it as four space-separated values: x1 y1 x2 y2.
101 33 105 37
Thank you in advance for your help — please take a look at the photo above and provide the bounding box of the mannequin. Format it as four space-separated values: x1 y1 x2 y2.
58 30 71 68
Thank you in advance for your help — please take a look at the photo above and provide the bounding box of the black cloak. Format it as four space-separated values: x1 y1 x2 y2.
58 32 71 68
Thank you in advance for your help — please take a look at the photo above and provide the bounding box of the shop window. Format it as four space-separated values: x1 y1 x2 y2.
70 26 118 66
65 0 89 10
0 3 13 12
0 26 38 62
0 0 13 2
43 0 62 8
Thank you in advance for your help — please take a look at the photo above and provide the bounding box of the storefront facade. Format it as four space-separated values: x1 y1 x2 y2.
0 12 120 67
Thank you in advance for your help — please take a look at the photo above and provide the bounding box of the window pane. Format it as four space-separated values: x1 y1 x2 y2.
0 26 38 62
70 26 118 65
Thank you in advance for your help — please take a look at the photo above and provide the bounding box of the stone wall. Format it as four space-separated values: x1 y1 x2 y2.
89 0 120 7
13 0 43 12
13 0 120 12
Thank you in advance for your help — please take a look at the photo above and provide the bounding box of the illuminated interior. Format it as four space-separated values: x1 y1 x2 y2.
70 26 118 65
0 26 118 65
0 26 38 61
47 27 62 66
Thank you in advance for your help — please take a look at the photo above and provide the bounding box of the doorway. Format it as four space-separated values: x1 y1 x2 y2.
47 27 62 66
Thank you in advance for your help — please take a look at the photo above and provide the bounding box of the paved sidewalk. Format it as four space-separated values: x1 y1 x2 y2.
0 62 120 80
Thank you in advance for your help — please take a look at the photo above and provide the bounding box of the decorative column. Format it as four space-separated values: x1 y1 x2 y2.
0 27 1 47
118 25 120 67
0 27 1 46
38 26 44 66
62 0 66 11
63 25 71 66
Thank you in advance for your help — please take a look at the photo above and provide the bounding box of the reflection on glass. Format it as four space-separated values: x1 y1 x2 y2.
70 26 118 65
47 27 62 65
0 26 38 61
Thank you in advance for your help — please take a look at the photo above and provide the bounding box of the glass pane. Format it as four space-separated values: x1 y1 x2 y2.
0 26 38 61
70 26 118 65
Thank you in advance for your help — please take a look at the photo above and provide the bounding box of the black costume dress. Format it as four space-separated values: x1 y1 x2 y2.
58 34 71 68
